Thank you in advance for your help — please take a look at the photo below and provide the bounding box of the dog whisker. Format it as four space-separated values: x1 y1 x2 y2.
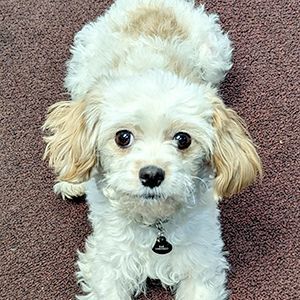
191 175 208 191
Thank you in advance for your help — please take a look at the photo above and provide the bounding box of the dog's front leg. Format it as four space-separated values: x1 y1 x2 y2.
76 250 136 300
175 272 228 300
77 267 134 300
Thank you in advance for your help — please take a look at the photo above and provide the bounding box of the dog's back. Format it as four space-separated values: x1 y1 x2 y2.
65 0 232 100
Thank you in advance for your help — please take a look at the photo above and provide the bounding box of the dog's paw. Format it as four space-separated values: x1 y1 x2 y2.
54 181 86 199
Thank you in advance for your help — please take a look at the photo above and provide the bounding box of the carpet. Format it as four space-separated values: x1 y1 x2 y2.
0 0 299 299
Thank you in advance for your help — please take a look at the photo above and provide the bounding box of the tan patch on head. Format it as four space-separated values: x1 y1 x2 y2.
123 7 187 39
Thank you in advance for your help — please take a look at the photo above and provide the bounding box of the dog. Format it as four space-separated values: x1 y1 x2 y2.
43 0 262 299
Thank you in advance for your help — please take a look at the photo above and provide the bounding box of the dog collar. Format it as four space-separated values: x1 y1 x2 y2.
151 219 173 255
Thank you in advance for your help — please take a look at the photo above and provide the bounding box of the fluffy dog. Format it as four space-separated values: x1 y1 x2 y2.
43 0 262 299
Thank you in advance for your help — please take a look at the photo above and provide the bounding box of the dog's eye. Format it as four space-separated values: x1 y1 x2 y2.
173 132 191 150
115 130 134 148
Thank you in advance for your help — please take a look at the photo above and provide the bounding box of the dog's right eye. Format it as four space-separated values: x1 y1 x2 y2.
173 132 192 150
115 130 134 148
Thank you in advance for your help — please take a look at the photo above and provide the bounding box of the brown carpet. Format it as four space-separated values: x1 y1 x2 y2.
1 0 299 299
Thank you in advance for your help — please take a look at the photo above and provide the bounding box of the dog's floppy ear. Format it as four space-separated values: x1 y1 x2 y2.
43 99 99 183
211 96 262 198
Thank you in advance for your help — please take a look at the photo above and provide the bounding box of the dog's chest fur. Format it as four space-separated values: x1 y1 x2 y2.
81 177 223 289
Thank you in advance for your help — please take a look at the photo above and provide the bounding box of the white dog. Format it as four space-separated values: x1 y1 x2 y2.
43 0 262 299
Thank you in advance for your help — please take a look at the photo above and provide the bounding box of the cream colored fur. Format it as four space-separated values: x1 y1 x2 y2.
43 0 262 299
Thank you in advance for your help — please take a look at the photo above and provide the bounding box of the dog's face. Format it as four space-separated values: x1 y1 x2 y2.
44 71 261 220
96 72 214 219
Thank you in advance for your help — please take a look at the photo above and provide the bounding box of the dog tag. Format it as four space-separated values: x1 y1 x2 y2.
152 235 173 255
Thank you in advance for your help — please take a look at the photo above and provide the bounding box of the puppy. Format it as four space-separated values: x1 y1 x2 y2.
43 0 262 299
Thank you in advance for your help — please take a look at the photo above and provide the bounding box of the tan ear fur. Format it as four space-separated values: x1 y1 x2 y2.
42 99 97 183
211 97 262 197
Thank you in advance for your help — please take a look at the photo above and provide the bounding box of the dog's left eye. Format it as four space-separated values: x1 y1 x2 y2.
173 132 192 150
115 130 134 148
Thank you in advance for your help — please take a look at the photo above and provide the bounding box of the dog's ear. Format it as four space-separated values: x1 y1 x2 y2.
211 96 262 198
42 99 99 183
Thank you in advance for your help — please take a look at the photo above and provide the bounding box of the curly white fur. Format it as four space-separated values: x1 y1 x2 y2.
43 1 262 299
65 0 232 100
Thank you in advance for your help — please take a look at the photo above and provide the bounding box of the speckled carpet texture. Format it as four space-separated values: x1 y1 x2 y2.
1 0 299 299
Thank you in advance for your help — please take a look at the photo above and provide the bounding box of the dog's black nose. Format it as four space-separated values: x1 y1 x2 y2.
139 165 165 188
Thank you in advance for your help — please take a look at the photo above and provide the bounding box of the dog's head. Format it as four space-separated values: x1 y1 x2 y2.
43 71 261 220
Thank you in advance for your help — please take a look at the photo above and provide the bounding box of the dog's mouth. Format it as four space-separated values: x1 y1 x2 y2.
140 187 169 200
141 193 164 200
123 191 168 201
